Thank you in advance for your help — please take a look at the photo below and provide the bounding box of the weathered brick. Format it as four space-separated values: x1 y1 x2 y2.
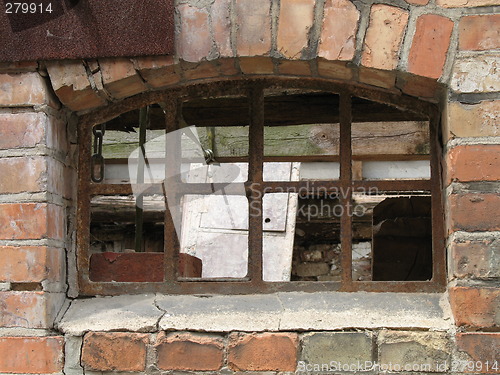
0 72 57 108
0 336 64 374
0 291 63 328
235 0 272 56
0 157 46 194
451 53 500 93
278 60 311 75
362 4 409 70
301 332 373 369
277 0 315 59
449 287 500 328
46 60 105 111
459 15 500 51
447 194 500 232
212 0 232 57
240 57 275 75
99 58 147 99
447 145 500 183
456 333 500 373
318 59 354 80
0 246 63 283
408 14 454 79
228 332 298 371
0 113 47 149
378 331 450 372
437 0 499 7
0 203 64 240
132 55 179 88
156 332 224 371
178 4 212 62
318 0 359 61
81 332 148 372
405 0 429 4
452 238 500 278
444 100 499 139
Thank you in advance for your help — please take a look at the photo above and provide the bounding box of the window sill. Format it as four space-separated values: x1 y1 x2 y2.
57 292 453 335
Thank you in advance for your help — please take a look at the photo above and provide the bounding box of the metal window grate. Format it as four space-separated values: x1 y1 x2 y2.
77 78 445 295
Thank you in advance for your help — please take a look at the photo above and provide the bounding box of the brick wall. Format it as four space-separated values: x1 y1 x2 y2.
0 0 498 373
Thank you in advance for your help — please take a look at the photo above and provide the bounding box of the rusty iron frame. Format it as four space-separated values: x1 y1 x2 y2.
76 77 445 296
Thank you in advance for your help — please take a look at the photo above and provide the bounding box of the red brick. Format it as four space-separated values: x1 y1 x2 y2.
0 72 57 108
0 113 47 149
236 0 272 56
228 332 298 371
452 239 500 278
447 145 500 184
156 332 224 371
0 203 64 240
362 5 409 70
459 15 500 51
212 0 233 57
437 0 498 7
133 55 180 88
449 287 500 328
319 0 359 61
46 60 105 111
277 0 315 59
178 4 212 62
447 194 500 232
0 246 62 283
0 157 46 194
0 336 64 374
99 58 147 99
456 333 500 373
408 14 454 79
0 291 59 328
82 332 148 372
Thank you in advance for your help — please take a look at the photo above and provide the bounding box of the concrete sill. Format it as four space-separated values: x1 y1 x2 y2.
57 292 453 336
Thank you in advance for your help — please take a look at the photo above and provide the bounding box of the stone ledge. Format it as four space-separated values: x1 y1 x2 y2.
57 292 453 335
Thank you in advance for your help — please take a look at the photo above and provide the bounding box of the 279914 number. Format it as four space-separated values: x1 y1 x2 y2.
5 2 53 14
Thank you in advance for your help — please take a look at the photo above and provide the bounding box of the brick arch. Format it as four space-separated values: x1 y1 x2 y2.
45 0 457 113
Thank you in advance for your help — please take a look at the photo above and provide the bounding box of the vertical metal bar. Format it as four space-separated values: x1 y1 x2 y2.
135 106 149 252
76 122 92 292
429 108 446 286
248 85 264 282
339 92 353 290
164 97 179 283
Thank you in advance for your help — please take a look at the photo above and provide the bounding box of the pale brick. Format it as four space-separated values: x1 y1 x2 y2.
451 53 500 93
212 0 233 57
0 336 64 374
277 0 315 59
378 331 451 372
0 72 57 108
444 100 499 139
228 332 298 371
178 4 212 62
0 113 47 149
46 60 105 111
362 4 409 70
459 15 500 51
240 57 275 74
0 246 63 283
0 157 46 194
132 55 179 88
301 332 373 369
0 203 64 240
156 332 224 371
437 0 499 7
99 57 147 99
452 238 500 279
408 14 454 79
235 0 272 56
450 287 500 328
82 332 148 372
319 0 359 61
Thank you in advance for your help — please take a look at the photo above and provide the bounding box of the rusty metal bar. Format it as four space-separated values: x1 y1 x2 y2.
339 92 353 290
247 85 265 283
